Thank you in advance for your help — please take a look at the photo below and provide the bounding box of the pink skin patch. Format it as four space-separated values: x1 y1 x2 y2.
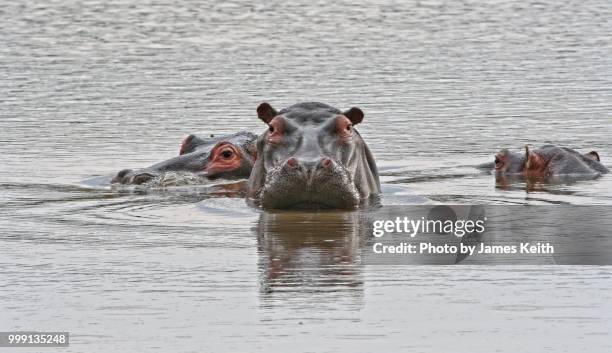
494 150 548 176
336 115 353 144
286 157 298 168
321 157 332 168
206 142 244 175
494 153 506 171
523 151 547 177
267 117 285 145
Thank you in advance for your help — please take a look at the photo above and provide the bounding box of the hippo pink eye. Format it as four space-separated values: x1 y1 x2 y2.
269 126 275 133
346 125 352 131
221 150 233 159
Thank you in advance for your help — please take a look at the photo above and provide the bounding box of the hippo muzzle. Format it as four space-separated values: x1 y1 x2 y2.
259 155 361 209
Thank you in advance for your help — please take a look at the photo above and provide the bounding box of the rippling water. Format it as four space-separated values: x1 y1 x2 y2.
1 0 611 352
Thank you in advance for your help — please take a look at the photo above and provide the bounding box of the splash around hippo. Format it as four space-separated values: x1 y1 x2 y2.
247 102 381 209
112 131 257 185
478 144 609 179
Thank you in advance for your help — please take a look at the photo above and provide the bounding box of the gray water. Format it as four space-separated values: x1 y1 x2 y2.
1 0 612 352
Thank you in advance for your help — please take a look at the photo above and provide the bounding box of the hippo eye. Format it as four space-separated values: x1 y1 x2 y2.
221 150 233 159
346 125 352 131
268 126 275 133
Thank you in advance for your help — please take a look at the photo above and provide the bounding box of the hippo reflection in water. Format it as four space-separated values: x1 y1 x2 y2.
112 131 257 185
247 102 381 209
257 211 364 294
478 145 609 179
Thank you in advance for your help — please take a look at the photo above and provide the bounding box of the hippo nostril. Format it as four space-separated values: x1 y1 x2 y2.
320 158 333 169
286 157 298 169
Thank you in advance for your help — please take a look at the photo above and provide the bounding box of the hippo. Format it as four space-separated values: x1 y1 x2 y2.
247 102 380 209
478 145 609 178
112 131 257 185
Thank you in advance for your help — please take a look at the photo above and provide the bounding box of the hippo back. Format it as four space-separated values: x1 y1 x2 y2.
538 145 609 175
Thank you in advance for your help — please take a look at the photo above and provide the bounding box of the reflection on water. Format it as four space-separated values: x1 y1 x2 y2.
257 211 364 296
494 173 604 194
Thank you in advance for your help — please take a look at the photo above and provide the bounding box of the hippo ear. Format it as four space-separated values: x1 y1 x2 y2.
179 134 208 155
257 103 278 124
586 151 600 162
343 107 364 125
524 145 544 171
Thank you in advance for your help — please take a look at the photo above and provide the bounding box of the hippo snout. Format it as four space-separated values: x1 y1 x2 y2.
260 155 359 209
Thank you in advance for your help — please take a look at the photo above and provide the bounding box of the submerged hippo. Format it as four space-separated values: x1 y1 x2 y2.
112 131 257 185
247 102 380 209
478 145 608 178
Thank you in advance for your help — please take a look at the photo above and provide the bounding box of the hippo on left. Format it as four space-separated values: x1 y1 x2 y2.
111 131 258 185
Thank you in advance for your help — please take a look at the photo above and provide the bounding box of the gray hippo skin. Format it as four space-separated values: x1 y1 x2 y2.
112 131 257 185
247 102 381 209
478 145 608 178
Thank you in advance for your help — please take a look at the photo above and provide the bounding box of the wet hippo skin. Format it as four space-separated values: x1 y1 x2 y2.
478 144 609 178
247 102 381 209
112 131 257 185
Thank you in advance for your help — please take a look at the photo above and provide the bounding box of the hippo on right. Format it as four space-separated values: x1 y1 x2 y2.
478 145 609 179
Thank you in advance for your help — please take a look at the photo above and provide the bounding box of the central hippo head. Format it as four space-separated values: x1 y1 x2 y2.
247 102 380 209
